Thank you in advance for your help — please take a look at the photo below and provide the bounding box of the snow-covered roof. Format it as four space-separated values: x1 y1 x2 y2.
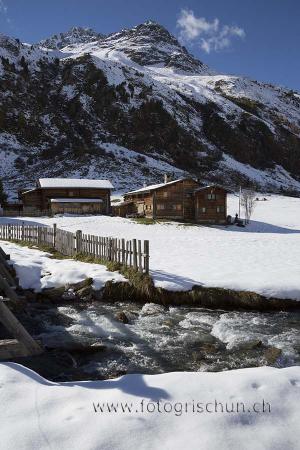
50 198 103 203
125 178 188 195
194 185 230 193
38 178 114 189
21 188 37 195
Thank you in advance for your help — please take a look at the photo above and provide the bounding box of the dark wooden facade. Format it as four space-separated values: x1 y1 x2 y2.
124 178 200 220
123 179 228 224
20 182 112 215
111 201 136 217
194 186 227 224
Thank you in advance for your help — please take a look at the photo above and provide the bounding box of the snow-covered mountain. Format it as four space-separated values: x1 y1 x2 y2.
38 26 105 50
0 21 300 198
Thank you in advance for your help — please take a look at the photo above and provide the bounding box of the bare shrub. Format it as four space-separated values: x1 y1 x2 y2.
241 189 256 224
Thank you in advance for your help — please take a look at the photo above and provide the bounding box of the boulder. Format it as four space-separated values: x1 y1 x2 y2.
241 340 263 350
140 303 167 316
66 278 93 291
115 311 129 324
76 286 93 300
39 278 95 302
62 289 77 300
200 343 221 354
264 347 282 364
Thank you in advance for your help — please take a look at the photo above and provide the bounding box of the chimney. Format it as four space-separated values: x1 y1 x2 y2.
143 182 147 188
164 174 171 184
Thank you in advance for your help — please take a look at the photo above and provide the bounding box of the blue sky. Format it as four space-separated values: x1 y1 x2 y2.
1 0 299 90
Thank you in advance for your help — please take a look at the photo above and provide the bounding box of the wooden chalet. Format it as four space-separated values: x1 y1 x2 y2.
194 185 228 224
19 178 114 215
123 176 228 224
124 177 199 221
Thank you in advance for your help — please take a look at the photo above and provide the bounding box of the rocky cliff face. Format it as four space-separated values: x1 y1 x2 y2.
0 21 300 198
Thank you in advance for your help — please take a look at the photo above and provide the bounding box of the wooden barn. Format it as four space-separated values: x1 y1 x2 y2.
124 177 200 220
19 178 114 215
123 177 228 224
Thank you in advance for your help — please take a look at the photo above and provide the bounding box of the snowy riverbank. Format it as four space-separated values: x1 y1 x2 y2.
0 241 126 292
0 362 299 450
1 194 300 300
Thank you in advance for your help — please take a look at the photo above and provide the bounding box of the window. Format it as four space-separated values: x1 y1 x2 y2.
217 206 224 213
157 204 165 210
68 191 74 197
163 192 168 198
172 204 182 211
200 207 206 213
207 193 216 200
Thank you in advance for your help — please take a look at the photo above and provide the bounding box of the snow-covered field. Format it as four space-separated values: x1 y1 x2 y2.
0 362 299 450
1 194 299 300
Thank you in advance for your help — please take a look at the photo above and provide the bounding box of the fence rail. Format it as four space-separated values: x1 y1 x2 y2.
2 210 52 217
0 224 150 273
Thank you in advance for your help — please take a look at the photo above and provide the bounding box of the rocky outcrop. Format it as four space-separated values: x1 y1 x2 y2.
35 278 96 303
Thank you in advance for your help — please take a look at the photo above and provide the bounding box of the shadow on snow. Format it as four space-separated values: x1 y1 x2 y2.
2 361 170 400
214 220 300 235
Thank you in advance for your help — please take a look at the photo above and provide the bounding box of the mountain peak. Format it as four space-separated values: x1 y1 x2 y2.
98 20 210 74
36 21 209 74
38 26 105 50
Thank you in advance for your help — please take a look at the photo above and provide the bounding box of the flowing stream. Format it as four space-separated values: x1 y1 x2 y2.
27 301 300 379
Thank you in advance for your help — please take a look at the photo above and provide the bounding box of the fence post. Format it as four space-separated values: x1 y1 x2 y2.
108 238 112 261
138 240 142 272
76 230 82 254
132 239 138 270
115 238 118 263
121 239 125 265
37 227 42 245
21 222 25 241
53 223 57 249
144 240 150 274
125 241 129 266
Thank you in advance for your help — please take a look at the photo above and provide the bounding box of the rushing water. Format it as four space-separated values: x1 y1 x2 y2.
29 301 300 379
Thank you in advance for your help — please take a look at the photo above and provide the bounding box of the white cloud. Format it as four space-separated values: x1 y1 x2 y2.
177 9 245 54
0 0 11 24
0 0 7 14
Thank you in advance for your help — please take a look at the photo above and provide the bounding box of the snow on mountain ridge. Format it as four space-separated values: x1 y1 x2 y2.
41 21 212 75
96 20 211 74
38 26 105 50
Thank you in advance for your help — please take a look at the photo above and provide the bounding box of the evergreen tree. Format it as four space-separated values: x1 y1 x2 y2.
0 179 7 206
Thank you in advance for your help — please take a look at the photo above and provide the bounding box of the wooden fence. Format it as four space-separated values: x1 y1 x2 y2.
2 210 52 217
0 224 150 273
